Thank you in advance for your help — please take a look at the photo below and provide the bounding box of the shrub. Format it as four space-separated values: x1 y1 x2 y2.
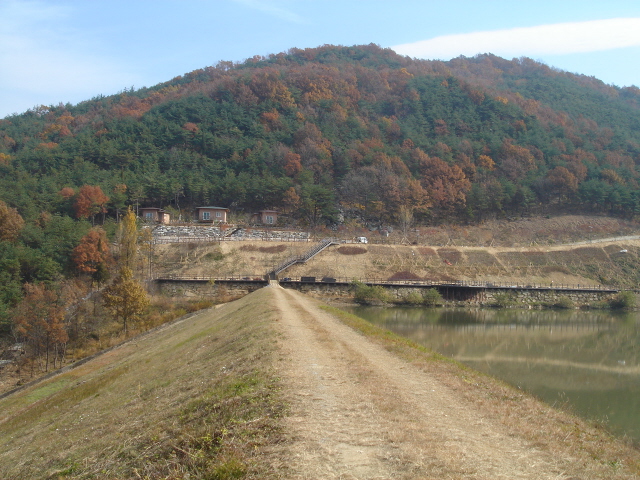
422 288 444 306
489 291 516 308
403 291 424 305
204 249 224 261
351 280 393 305
608 291 637 310
553 296 575 309
239 244 287 253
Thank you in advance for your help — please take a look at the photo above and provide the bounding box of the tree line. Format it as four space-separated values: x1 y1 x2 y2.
1 44 640 366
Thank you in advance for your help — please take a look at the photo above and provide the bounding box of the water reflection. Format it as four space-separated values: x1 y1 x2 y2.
346 306 640 441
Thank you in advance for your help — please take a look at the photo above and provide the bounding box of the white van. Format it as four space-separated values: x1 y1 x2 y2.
356 236 368 244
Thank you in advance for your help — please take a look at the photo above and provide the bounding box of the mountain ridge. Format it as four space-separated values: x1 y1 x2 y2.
2 44 640 226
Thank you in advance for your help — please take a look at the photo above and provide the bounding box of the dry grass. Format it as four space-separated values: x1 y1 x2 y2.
387 271 422 281
239 244 287 253
437 248 463 264
0 289 287 479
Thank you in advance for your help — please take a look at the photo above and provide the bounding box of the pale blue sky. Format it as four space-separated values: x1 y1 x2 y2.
2 0 640 118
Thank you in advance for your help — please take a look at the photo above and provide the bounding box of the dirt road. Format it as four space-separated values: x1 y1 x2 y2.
269 284 577 479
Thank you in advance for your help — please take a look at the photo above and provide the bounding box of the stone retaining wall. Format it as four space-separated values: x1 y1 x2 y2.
155 279 617 306
155 279 267 298
288 283 615 305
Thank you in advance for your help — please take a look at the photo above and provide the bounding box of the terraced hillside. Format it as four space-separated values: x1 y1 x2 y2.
152 221 640 288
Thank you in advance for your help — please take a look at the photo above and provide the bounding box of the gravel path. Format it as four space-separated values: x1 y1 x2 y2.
269 285 571 479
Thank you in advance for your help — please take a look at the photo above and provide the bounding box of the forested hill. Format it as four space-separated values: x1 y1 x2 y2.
2 43 640 227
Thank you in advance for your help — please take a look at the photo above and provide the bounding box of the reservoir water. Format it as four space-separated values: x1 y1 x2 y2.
346 306 640 442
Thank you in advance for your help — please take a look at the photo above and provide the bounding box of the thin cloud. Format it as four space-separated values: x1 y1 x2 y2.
0 0 139 115
392 18 640 59
233 0 306 23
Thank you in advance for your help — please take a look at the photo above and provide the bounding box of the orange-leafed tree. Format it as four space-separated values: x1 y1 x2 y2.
282 186 301 213
74 185 109 224
283 151 302 177
546 166 579 199
13 283 68 372
58 187 75 199
498 140 537 181
72 228 112 282
415 150 471 212
0 200 24 242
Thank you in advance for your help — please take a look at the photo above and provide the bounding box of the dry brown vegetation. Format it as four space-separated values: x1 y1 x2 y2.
239 244 288 253
387 271 423 281
336 245 367 255
0 290 285 479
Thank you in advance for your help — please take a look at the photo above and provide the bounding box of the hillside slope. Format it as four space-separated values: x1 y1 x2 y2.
1 286 639 478
3 45 640 226
153 215 640 288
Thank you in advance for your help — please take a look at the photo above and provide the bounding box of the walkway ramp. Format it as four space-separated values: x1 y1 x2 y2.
268 238 338 278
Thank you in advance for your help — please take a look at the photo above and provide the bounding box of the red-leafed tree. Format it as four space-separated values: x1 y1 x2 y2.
72 228 112 282
415 149 471 213
74 185 110 224
283 151 302 177
543 166 579 203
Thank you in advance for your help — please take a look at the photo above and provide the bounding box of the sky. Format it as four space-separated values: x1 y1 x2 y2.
2 0 640 118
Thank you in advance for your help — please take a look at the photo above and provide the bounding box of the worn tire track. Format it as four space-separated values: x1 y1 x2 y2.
270 285 568 479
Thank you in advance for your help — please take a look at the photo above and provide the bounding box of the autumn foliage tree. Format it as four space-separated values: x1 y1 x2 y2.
13 283 68 372
74 185 110 225
102 267 149 336
72 228 112 282
415 150 471 214
0 200 24 241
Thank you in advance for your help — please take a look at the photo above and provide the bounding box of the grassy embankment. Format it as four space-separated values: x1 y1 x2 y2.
0 289 286 479
1 287 639 478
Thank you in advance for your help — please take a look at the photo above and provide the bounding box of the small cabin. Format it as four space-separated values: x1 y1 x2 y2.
251 209 278 225
195 206 228 223
140 207 171 224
